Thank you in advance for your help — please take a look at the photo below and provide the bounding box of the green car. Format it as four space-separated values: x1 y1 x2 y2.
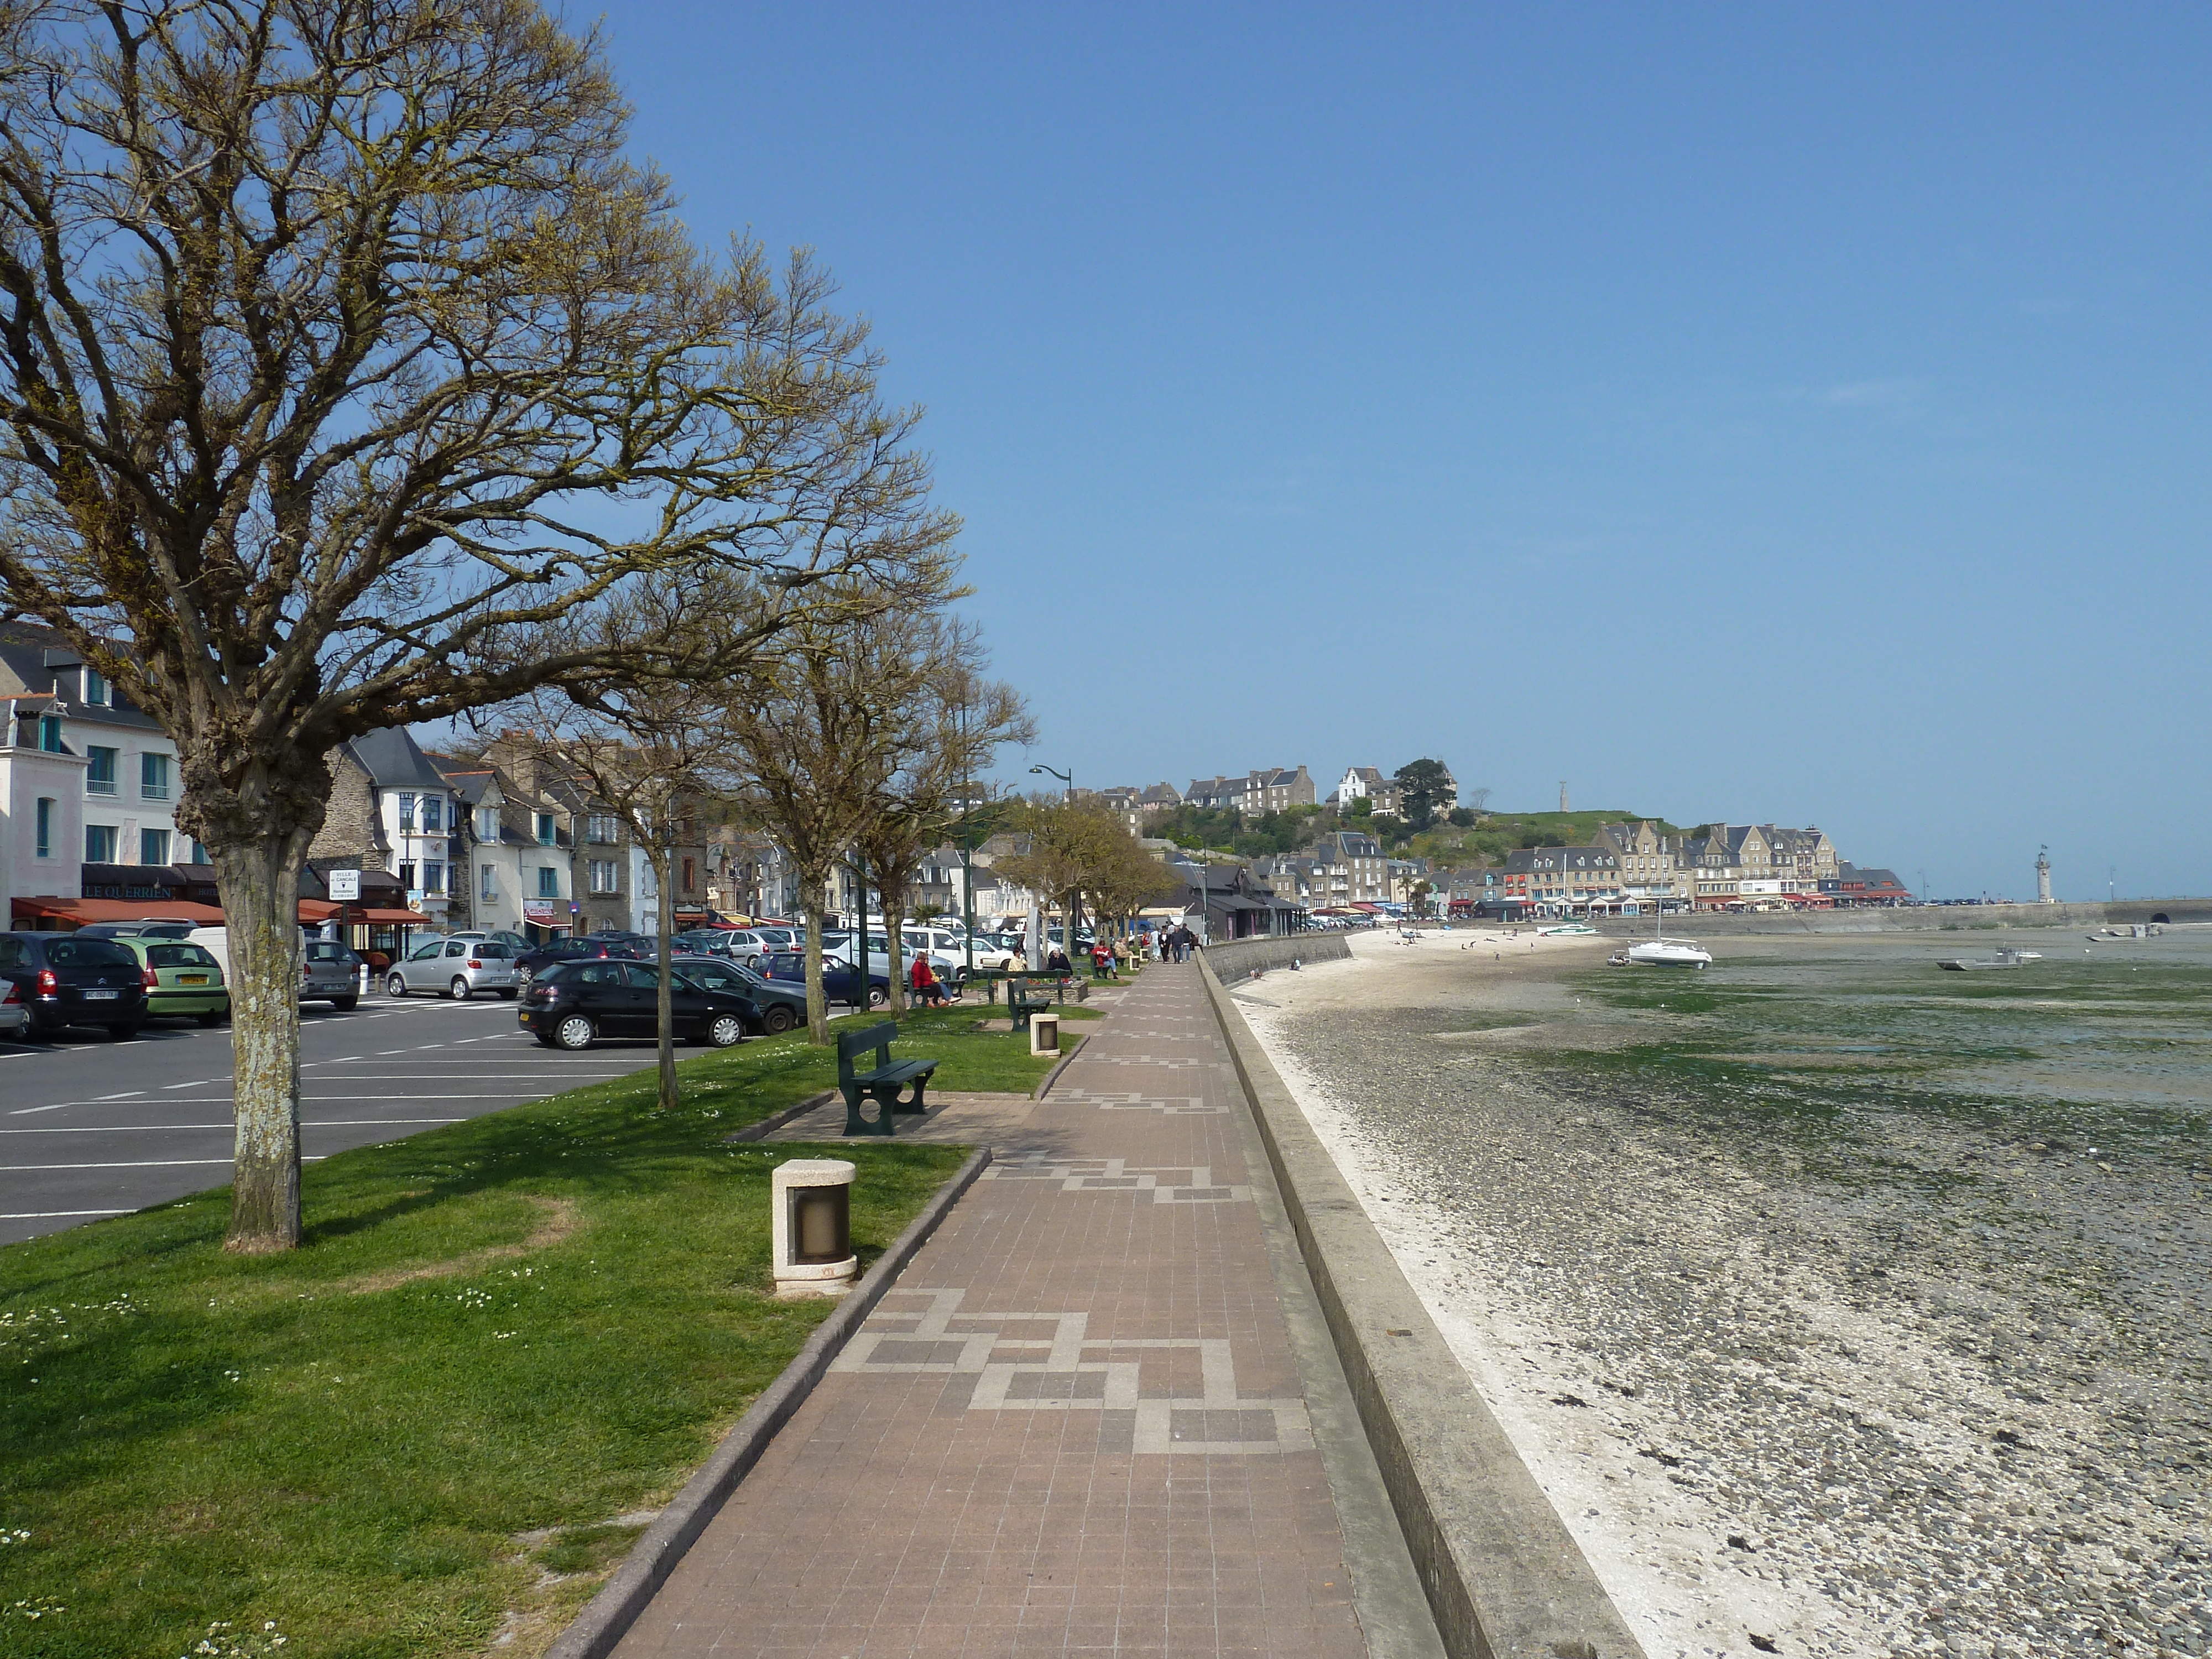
115 936 231 1027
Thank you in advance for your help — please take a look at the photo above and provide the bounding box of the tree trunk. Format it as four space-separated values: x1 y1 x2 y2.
651 835 678 1110
802 874 832 1045
211 830 315 1252
881 881 907 1014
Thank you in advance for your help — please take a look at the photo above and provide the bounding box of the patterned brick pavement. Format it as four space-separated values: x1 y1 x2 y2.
613 963 1371 1658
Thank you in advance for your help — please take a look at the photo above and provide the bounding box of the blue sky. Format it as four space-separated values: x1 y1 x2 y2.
596 3 2209 901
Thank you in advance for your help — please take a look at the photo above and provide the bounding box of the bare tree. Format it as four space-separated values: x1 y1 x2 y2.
486 580 748 1109
0 2 959 1250
993 799 1133 965
853 623 1031 1013
720 602 952 1042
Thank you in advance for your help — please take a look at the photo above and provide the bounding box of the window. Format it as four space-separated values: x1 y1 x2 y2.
422 861 446 895
188 838 211 865
141 752 170 800
397 791 415 831
409 941 444 962
86 745 117 795
34 797 53 858
398 860 417 890
421 795 442 833
538 865 560 898
140 828 171 865
681 857 696 892
85 823 118 862
475 807 498 841
82 667 109 705
588 859 619 894
586 813 619 844
536 812 556 845
481 864 498 900
38 714 62 752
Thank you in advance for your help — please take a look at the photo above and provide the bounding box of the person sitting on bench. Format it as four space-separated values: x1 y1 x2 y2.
909 953 950 1007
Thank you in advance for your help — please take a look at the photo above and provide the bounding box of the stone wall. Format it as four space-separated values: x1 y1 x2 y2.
306 750 386 871
1202 932 1352 983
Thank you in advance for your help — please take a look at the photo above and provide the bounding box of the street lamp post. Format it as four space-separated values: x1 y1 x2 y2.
1029 763 1075 954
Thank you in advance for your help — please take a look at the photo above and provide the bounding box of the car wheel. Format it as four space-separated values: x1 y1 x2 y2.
331 996 358 1012
385 973 408 997
448 975 471 1000
762 1004 795 1034
195 1007 227 1027
108 1021 143 1040
553 1014 596 1051
705 1014 745 1048
867 986 889 1009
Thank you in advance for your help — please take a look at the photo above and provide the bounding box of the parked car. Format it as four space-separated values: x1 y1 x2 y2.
111 936 231 1026
514 937 639 984
384 937 521 1000
444 928 530 951
758 950 889 1009
0 975 32 1041
919 926 1021 972
668 953 808 1034
822 932 966 988
301 938 363 1009
0 932 150 1038
76 919 200 941
703 926 795 966
517 959 755 1050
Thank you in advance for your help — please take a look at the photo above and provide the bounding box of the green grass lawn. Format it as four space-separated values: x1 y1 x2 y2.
0 1012 1052 1659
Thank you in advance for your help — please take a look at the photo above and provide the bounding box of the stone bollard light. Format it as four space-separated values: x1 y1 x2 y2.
1030 1010 1061 1058
771 1159 857 1298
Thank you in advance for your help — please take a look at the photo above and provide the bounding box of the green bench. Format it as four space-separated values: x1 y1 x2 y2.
837 1021 938 1137
1006 975 1056 1032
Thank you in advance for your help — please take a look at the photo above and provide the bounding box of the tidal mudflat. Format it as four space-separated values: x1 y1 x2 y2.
1238 926 2211 1659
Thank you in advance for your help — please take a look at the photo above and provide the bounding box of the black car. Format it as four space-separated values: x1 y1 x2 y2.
670 953 808 1035
515 937 640 983
518 959 757 1050
0 931 151 1039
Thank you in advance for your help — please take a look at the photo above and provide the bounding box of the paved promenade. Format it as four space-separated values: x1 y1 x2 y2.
614 963 1374 1658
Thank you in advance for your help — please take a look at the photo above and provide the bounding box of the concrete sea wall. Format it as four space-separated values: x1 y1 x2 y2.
1593 898 2212 937
1201 932 1353 983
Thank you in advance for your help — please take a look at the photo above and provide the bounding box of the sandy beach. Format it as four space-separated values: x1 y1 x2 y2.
1233 925 2211 1659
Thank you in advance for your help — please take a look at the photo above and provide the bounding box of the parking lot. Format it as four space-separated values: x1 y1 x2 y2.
1 993 665 1245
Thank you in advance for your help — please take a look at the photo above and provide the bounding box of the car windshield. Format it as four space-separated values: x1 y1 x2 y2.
147 943 218 969
45 940 139 967
472 943 512 959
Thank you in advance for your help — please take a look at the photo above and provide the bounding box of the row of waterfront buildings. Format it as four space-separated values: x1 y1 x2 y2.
1442 821 1912 916
1095 763 1454 828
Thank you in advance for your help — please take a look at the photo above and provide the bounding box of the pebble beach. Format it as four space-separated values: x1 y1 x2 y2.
1236 925 2212 1659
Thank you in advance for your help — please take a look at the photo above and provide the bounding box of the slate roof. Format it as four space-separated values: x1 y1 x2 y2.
341 727 453 792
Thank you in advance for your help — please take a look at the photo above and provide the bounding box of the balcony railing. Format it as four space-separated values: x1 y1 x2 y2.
86 778 116 795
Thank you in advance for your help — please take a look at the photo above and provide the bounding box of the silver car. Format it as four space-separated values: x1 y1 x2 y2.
0 977 27 1041
301 938 363 1010
384 937 521 1000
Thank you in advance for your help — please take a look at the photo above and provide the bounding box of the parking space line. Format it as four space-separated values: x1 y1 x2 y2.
1 1209 133 1219
2 1119 467 1134
1 1158 322 1171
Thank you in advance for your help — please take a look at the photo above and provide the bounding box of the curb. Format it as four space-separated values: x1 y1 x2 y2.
1032 1031 1087 1099
1197 959 1647 1659
544 1145 994 1659
727 1088 837 1142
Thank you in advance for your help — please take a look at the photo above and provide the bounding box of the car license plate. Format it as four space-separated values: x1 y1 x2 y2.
178 974 208 985
85 989 119 1000
518 1011 529 1025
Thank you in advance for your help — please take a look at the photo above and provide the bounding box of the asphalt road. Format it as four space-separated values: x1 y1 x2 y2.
0 990 665 1246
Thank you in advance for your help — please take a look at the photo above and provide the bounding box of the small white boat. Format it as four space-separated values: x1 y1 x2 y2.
1937 946 2043 971
1538 922 1600 936
1627 938 1713 969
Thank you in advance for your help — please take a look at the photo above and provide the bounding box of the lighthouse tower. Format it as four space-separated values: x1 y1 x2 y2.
2036 847 2053 905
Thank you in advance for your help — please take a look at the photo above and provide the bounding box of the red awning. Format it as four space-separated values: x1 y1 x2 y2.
9 896 225 927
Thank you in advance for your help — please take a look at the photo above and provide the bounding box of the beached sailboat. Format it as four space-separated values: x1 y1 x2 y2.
1625 901 1713 968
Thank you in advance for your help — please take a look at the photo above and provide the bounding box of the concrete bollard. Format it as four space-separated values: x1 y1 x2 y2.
771 1159 857 1298
1030 1011 1060 1058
